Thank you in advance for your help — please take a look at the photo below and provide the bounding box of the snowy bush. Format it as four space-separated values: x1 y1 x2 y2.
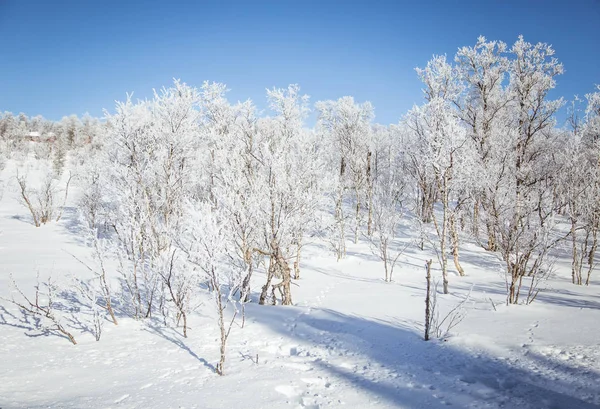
3 273 77 345
16 168 72 227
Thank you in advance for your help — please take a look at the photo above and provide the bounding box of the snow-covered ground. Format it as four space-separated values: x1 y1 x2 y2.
1 159 599 409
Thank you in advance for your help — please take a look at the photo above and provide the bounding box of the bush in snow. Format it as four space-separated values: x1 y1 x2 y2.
2 273 77 345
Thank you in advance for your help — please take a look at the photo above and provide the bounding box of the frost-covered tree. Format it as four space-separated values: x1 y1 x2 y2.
407 36 570 303
317 96 374 255
253 85 325 305
498 36 565 304
405 97 473 293
368 150 407 282
60 115 81 148
560 86 600 286
101 80 201 327
454 36 511 249
179 202 243 376
406 53 476 293
198 83 262 299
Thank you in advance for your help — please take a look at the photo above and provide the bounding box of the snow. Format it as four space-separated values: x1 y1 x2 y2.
1 159 600 409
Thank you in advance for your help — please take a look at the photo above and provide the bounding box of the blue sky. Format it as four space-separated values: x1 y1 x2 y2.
0 0 598 125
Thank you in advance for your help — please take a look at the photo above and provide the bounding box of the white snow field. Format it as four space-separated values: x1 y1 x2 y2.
1 158 599 409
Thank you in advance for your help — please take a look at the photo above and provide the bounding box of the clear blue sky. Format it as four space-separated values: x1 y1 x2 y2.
0 0 598 125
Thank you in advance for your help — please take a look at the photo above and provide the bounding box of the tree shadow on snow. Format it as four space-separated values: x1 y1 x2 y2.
532 293 600 311
144 321 216 372
0 303 77 343
56 205 89 246
450 280 600 311
5 213 35 226
250 306 600 409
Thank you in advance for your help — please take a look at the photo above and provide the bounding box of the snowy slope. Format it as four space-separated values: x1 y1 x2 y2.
1 159 599 409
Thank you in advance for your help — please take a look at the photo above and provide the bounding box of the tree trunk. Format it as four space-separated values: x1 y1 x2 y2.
586 228 598 286
430 176 449 295
335 191 346 261
98 255 118 325
259 257 275 305
273 245 293 305
508 260 517 304
486 220 497 251
215 280 226 376
107 299 118 326
449 213 465 276
181 310 187 338
382 239 389 282
472 200 480 238
440 182 449 294
241 267 253 302
571 218 580 285
507 259 524 305
366 151 373 237
354 188 360 244
294 239 301 280
424 259 433 341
